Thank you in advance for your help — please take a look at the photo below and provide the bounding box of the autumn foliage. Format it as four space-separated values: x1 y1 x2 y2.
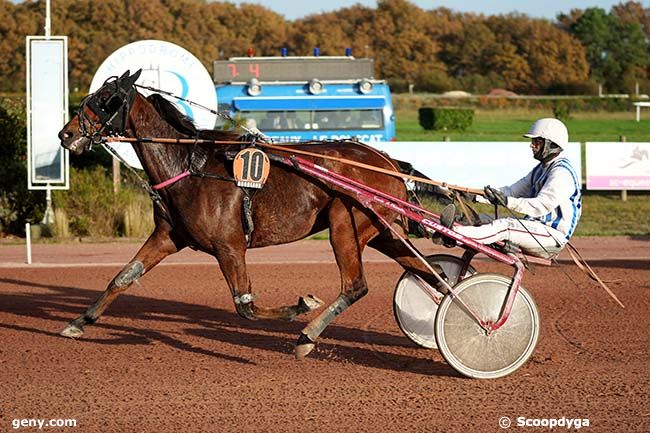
1 0 648 94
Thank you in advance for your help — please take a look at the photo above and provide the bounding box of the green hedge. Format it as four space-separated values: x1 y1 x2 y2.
0 97 45 236
396 95 635 113
418 107 474 131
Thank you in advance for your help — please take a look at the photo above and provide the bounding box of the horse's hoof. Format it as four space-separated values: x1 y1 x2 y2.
60 323 84 339
295 333 315 360
299 294 324 311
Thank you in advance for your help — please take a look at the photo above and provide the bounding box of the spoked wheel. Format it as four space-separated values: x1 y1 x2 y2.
393 254 476 349
435 274 540 379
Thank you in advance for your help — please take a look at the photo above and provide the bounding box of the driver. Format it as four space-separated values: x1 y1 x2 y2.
443 118 582 258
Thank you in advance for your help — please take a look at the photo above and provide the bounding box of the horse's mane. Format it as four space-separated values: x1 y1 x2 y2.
146 93 241 141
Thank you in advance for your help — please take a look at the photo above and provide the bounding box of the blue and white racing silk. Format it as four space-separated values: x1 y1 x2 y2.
500 155 582 241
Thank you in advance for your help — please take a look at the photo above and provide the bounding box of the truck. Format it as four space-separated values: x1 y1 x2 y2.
213 51 395 143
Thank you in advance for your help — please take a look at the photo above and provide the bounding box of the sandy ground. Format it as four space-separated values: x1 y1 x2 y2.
0 237 648 432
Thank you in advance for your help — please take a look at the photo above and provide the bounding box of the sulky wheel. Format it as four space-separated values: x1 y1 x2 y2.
393 254 476 349
435 274 540 379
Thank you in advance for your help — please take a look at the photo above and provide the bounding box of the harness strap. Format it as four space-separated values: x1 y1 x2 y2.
152 170 191 190
242 191 255 246
189 170 235 182
565 242 625 308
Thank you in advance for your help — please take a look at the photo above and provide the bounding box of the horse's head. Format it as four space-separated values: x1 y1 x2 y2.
59 69 141 154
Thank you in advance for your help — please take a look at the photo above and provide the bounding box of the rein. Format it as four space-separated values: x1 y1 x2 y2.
105 136 484 196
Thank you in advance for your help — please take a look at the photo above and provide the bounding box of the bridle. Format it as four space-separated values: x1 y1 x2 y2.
77 76 136 150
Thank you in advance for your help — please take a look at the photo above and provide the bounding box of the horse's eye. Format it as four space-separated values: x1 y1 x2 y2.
105 95 122 112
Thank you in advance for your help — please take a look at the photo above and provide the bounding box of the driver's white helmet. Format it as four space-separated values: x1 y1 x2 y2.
523 118 568 149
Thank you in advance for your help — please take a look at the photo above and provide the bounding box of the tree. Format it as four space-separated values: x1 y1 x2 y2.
486 15 589 93
556 8 584 32
371 0 447 84
487 42 532 91
0 98 45 235
570 7 648 92
611 1 650 39
0 0 600 95
440 19 497 79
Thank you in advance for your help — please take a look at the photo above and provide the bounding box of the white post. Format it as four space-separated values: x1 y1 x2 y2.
620 135 628 202
637 105 641 122
26 223 32 264
45 0 51 38
112 156 120 193
42 186 54 224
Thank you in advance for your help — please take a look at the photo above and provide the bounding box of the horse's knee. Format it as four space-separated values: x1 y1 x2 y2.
112 261 145 291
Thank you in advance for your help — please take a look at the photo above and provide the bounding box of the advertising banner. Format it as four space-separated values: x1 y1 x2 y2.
586 142 650 190
26 36 69 189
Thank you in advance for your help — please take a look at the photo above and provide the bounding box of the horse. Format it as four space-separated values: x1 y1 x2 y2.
58 70 439 359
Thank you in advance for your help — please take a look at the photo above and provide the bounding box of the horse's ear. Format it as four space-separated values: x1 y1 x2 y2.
123 69 142 88
131 69 142 82
119 70 130 80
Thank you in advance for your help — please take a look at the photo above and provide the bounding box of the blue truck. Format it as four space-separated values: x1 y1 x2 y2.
213 52 395 143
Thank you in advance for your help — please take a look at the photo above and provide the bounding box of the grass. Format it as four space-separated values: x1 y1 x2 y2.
396 108 650 142
393 107 650 237
575 192 650 236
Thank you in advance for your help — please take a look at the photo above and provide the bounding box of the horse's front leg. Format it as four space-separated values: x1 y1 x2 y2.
60 223 184 338
295 200 377 359
214 243 322 321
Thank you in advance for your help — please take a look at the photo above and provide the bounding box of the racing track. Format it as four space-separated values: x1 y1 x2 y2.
1 237 649 432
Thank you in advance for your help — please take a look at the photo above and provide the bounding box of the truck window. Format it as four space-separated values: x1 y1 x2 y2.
241 109 384 132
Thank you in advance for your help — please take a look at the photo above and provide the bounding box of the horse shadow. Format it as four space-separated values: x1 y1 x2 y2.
0 277 458 377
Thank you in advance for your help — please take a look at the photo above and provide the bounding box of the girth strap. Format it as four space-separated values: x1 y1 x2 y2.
242 190 255 246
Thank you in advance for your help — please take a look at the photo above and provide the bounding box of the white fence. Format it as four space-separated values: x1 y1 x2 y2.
371 141 650 191
371 141 582 189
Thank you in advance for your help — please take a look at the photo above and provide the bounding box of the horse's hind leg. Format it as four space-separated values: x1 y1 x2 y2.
295 200 377 359
60 224 184 338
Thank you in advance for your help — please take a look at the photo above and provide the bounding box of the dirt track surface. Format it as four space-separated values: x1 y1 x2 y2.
1 237 649 432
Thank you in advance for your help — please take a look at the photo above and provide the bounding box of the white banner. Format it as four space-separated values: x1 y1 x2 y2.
586 142 650 190
26 36 69 189
371 141 582 189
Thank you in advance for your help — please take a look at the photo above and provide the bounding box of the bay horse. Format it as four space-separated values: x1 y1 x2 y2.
58 70 439 358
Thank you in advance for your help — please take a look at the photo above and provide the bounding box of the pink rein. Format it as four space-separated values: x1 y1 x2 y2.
151 170 191 190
